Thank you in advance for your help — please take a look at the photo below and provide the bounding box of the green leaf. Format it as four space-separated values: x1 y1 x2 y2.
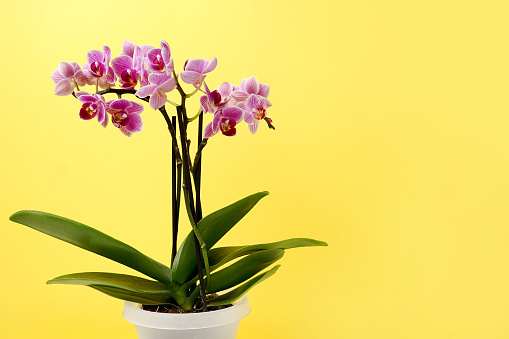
47 272 179 296
208 238 328 269
10 211 172 285
183 238 327 288
206 249 284 294
90 285 175 305
207 265 281 307
172 191 269 284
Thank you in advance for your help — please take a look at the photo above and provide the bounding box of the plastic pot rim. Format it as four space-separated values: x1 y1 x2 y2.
122 295 251 330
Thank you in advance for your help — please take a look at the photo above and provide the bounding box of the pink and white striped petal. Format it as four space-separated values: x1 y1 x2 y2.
244 77 260 95
218 82 233 98
223 107 243 123
258 83 270 97
246 94 261 109
122 40 137 58
185 59 207 73
87 50 104 63
111 55 134 76
54 79 74 96
159 77 176 93
136 85 157 98
161 40 171 64
248 119 260 134
109 99 132 111
180 71 200 84
58 62 75 78
127 101 144 115
231 90 249 102
149 91 167 110
204 122 218 138
124 113 143 133
203 57 217 73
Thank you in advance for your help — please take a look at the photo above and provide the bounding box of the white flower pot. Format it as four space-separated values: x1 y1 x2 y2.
122 295 251 339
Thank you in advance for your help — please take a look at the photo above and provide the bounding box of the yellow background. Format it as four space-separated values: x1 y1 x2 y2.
1 0 509 338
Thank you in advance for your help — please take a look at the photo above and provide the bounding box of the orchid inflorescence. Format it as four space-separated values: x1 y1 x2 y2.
51 40 274 137
10 39 325 315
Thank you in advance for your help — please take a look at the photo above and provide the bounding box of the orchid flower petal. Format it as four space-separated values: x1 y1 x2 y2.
136 85 157 98
149 91 167 110
159 77 176 93
258 83 270 97
204 122 218 138
185 59 207 73
248 119 260 134
109 99 132 111
122 40 137 58
149 73 171 86
203 57 217 74
218 82 233 98
127 101 144 115
54 79 74 96
231 90 249 102
75 91 90 99
111 55 134 76
87 50 104 63
161 40 171 64
246 94 261 109
223 107 243 122
58 62 75 78
180 71 200 84
244 76 260 95
51 69 65 84
124 113 143 133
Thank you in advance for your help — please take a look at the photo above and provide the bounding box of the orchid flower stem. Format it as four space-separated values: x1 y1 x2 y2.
175 98 209 311
165 98 179 107
185 83 202 98
187 110 202 122
192 138 208 179
171 115 181 266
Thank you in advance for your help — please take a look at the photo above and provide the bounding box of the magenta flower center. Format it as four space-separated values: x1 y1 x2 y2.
151 54 165 72
210 91 222 106
220 118 237 136
112 112 129 127
252 104 266 120
120 69 138 88
79 103 97 120
90 61 105 77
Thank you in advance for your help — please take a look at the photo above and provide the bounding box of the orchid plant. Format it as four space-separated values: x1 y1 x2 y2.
10 40 326 312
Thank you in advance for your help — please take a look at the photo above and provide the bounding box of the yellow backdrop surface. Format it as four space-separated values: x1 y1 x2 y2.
2 0 509 338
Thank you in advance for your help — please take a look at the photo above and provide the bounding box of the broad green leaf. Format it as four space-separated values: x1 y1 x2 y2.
208 238 328 268
205 249 284 294
183 238 327 287
10 211 172 285
207 265 281 307
47 272 181 297
172 191 269 284
90 285 175 305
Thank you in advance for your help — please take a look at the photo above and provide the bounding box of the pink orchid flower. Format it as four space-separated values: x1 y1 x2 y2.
204 106 244 138
75 91 107 127
200 81 233 114
180 57 217 88
231 76 270 104
136 73 177 110
111 46 144 89
105 99 143 137
82 46 116 89
146 41 174 75
51 62 87 96
238 94 269 134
